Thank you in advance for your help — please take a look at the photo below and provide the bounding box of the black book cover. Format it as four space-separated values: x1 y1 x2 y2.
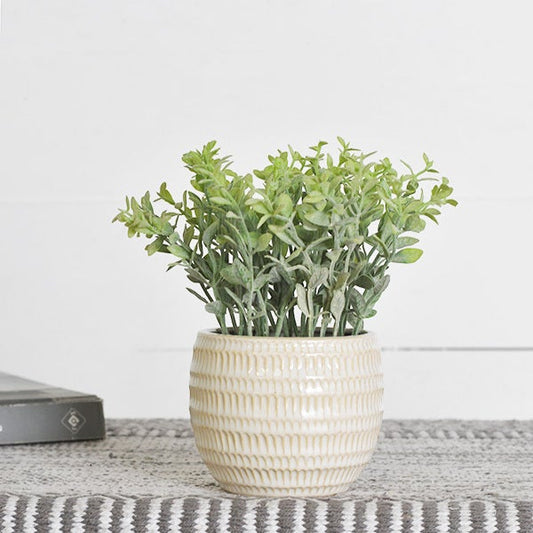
0 372 105 445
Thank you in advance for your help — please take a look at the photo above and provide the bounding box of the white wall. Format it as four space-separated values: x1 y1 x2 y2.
1 0 532 418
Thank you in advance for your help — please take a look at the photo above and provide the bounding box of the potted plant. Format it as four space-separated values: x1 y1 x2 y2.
114 138 456 497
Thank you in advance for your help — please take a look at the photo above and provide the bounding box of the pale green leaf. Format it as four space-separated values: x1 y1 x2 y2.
255 232 272 252
396 236 419 248
391 248 423 263
331 290 345 321
296 284 309 317
303 210 329 227
205 301 226 315
309 267 328 290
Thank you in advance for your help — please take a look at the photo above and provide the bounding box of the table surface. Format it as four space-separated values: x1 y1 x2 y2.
1 419 532 532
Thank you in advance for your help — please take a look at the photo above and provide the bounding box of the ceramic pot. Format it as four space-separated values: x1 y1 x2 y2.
189 330 383 497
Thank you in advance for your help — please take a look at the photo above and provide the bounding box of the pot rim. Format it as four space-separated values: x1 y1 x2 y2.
198 328 376 342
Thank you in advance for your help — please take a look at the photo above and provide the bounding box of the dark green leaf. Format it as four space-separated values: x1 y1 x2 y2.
186 287 209 304
355 275 374 289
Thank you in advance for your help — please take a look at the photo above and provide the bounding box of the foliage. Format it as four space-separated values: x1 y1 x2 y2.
113 139 456 336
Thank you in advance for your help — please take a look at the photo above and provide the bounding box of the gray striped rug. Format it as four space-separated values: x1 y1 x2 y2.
0 495 532 532
1 419 532 532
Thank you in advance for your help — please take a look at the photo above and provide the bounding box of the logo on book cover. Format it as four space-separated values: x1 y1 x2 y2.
61 408 86 434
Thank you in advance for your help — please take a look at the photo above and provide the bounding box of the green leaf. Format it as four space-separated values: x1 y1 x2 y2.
354 275 374 289
296 284 309 317
158 182 175 204
423 212 439 224
309 267 328 290
331 290 345 321
326 249 342 262
186 287 209 304
396 236 419 248
185 267 208 285
346 312 362 329
268 224 298 246
363 275 390 309
303 191 325 204
167 244 190 260
349 289 365 314
347 261 365 283
210 196 232 206
379 217 397 241
140 191 153 212
166 261 180 271
255 232 272 252
276 194 293 217
221 259 250 287
363 308 377 319
202 221 218 245
391 248 423 263
224 287 246 314
333 272 349 290
183 226 195 246
404 215 426 233
303 210 329 227
205 301 226 315
247 199 271 215
268 267 282 284
254 273 270 290
431 183 454 202
367 234 390 259
257 214 270 228
145 236 165 256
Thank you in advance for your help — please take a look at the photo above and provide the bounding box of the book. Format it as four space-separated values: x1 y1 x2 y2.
0 372 105 445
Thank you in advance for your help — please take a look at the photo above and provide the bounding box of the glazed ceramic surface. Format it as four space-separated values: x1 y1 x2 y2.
189 330 383 497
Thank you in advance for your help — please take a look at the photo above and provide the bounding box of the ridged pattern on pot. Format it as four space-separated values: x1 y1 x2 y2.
189 331 383 497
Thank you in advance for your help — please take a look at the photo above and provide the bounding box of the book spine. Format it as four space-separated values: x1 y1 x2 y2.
0 399 105 445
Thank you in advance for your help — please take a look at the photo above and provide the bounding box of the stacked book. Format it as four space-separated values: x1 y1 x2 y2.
0 372 105 445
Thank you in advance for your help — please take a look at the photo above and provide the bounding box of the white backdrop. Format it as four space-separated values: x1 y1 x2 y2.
1 0 532 418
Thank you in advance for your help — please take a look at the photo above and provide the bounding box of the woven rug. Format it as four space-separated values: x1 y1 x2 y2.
0 419 532 532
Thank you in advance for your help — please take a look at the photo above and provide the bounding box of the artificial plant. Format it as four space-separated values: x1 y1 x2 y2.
114 139 456 336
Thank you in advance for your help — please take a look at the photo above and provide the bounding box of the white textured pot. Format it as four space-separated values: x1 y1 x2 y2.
189 330 383 497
